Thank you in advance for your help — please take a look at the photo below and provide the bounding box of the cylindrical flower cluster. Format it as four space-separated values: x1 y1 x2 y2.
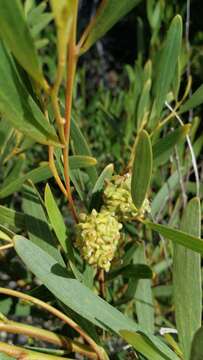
75 173 150 272
103 174 150 221
75 209 122 272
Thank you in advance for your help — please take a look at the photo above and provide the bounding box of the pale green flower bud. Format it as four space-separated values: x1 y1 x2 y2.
75 209 122 272
103 173 150 221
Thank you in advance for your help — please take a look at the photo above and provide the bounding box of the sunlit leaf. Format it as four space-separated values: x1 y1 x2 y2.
137 79 151 131
174 198 201 360
44 184 83 282
151 170 182 217
120 331 171 360
131 130 152 208
44 184 67 253
2 157 25 187
0 164 52 199
0 42 59 146
0 155 91 199
145 221 203 255
179 84 203 114
91 164 114 194
50 0 73 68
22 185 64 265
0 119 12 150
90 164 114 210
150 15 182 126
14 236 179 360
69 155 97 169
0 206 24 230
71 118 97 184
153 125 190 166
0 0 45 86
134 245 154 334
14 235 139 331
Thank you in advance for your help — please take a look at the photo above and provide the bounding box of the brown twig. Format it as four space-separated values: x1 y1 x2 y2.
0 288 106 360
0 320 97 359
0 243 13 252
50 32 67 144
63 0 79 222
0 341 73 360
48 146 67 198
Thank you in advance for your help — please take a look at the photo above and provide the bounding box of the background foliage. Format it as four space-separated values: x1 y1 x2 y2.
0 1 202 360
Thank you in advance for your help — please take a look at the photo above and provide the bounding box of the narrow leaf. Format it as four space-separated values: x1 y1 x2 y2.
153 125 190 166
145 221 203 255
131 130 153 209
50 0 73 65
22 185 64 265
134 245 154 334
0 0 44 86
0 206 24 230
14 236 179 360
190 327 203 360
15 235 139 332
151 170 181 217
120 331 169 360
80 0 141 54
137 79 151 131
173 198 201 360
91 164 114 195
179 84 203 114
0 164 52 199
44 184 67 252
151 15 182 125
106 264 152 281
0 119 12 150
44 184 84 282
90 164 114 210
0 42 59 146
153 285 172 299
69 155 97 169
2 157 25 187
71 118 97 184
0 157 89 199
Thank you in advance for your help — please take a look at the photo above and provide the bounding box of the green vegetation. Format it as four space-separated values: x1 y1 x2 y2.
0 1 202 359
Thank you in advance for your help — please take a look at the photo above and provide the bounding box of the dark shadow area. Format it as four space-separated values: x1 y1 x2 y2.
51 263 73 279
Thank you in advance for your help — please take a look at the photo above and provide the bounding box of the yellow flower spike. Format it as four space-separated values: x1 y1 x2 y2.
103 173 151 221
75 209 122 272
